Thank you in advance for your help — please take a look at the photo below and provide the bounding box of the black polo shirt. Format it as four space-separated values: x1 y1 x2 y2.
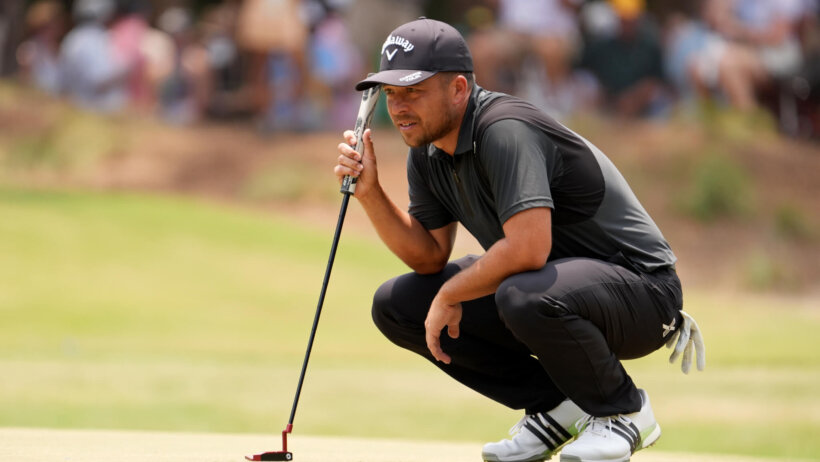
406 86 676 273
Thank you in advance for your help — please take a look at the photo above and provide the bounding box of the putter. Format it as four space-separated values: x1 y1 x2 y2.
246 83 381 461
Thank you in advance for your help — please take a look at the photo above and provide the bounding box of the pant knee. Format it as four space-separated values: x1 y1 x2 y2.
371 276 434 355
371 280 397 337
371 276 430 338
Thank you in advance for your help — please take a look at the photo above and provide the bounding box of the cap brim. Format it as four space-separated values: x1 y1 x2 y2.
355 69 438 91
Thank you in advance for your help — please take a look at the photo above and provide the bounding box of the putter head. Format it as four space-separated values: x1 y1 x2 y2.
245 451 293 461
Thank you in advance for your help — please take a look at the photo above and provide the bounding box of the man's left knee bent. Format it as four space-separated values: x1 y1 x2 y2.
371 278 401 339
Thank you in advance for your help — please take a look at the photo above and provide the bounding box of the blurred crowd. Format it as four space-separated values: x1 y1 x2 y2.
7 0 820 138
11 0 366 130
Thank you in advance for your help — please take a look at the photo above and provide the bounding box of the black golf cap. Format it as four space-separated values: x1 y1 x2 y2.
355 17 473 91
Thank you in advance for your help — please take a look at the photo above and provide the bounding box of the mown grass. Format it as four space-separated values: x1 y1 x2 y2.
0 186 818 460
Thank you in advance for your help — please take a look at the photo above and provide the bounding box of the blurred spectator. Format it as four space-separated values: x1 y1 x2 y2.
235 0 309 131
577 0 670 118
16 0 65 94
136 13 178 112
154 6 211 124
672 0 808 112
199 1 248 119
59 0 132 113
306 0 363 130
1 0 27 77
663 10 715 102
345 0 423 68
720 0 820 136
709 0 804 79
424 0 487 29
469 0 587 116
790 0 820 137
109 0 153 108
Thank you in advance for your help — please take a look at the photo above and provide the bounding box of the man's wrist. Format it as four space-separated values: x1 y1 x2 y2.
356 182 384 205
436 283 461 306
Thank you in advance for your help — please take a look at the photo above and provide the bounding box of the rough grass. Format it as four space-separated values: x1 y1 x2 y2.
0 186 818 460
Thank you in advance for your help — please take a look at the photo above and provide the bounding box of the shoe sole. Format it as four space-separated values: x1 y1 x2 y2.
558 425 661 462
640 423 661 449
482 454 549 462
483 437 576 462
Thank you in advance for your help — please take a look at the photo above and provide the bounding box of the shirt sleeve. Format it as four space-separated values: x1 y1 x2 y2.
477 119 557 224
407 150 456 230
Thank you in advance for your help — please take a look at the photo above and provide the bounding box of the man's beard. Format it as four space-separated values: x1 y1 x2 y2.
400 104 462 148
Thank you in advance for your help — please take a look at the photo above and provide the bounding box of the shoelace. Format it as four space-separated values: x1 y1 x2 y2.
508 414 531 436
575 415 632 437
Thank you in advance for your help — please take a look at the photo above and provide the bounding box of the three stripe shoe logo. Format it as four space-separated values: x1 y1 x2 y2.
523 413 574 453
610 417 642 454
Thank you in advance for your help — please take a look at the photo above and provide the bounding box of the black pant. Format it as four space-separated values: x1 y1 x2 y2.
372 255 683 417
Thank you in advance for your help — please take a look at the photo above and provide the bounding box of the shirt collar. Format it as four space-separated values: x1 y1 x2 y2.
454 85 479 156
427 85 479 158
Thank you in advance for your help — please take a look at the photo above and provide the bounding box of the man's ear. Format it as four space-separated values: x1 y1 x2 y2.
452 75 470 105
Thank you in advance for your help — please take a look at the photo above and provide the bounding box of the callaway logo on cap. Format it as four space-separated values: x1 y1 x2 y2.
382 34 415 60
355 17 473 91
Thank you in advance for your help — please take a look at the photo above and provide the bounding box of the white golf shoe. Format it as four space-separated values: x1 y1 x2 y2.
559 389 661 462
483 399 586 462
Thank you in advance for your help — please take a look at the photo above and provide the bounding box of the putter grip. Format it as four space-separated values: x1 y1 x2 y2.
341 84 381 195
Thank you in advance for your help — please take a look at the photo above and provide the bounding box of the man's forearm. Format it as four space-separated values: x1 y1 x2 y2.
358 186 452 273
436 239 525 303
437 207 552 304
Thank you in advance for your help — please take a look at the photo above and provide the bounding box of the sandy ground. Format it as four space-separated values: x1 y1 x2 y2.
0 427 800 462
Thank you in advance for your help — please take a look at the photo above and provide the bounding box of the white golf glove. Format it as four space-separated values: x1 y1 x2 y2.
666 310 706 374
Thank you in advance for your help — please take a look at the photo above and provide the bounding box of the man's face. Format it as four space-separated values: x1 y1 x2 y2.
383 75 462 148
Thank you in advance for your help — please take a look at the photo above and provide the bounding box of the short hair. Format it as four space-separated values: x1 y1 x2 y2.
439 71 475 88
